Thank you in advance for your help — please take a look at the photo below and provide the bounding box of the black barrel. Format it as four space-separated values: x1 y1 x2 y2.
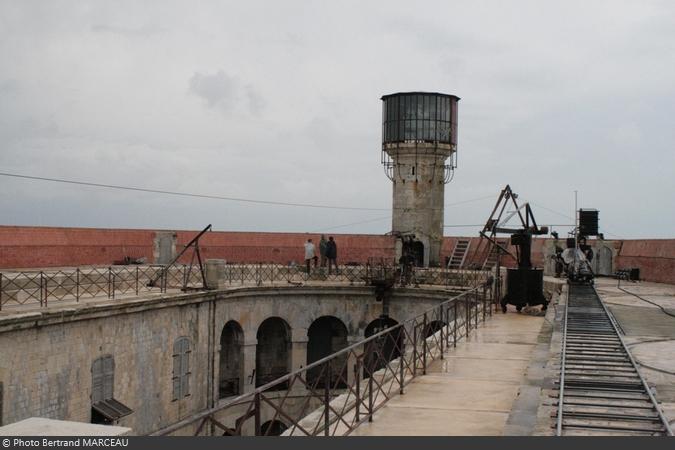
502 267 547 311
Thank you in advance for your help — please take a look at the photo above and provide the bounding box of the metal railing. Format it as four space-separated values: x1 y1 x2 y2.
216 263 487 288
153 282 494 436
0 263 490 310
0 265 203 310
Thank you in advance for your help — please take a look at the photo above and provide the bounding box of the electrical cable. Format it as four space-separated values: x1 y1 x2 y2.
313 195 500 233
617 284 675 319
0 172 494 213
312 215 390 233
0 171 630 238
526 200 624 239
0 171 389 211
624 339 675 376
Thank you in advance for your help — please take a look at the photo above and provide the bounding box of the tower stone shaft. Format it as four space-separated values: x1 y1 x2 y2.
381 92 459 266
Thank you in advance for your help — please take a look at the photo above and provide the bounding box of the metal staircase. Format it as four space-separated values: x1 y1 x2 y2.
447 239 471 269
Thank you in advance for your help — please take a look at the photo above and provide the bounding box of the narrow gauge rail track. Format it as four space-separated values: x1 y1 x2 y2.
555 283 673 436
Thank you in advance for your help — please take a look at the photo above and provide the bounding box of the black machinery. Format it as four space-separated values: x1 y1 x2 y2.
480 185 549 313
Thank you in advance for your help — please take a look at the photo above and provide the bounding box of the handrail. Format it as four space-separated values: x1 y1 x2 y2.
152 280 493 436
0 264 490 310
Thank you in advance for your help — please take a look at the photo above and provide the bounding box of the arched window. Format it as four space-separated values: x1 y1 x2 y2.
219 321 244 398
90 355 131 424
364 317 403 377
92 355 114 404
256 317 291 389
307 316 349 388
173 337 192 400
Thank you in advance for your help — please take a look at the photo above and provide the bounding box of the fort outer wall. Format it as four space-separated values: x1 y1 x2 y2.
614 239 675 285
1 226 673 284
0 284 452 435
0 226 395 269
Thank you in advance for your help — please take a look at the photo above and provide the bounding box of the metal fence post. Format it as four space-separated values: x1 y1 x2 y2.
445 305 450 348
254 393 261 436
368 372 374 422
453 301 458 347
399 331 405 394
0 273 3 311
355 361 361 420
474 290 478 329
439 305 444 359
483 286 487 322
111 268 116 300
422 312 427 375
324 363 331 436
465 296 470 338
412 323 418 376
76 268 80 302
135 267 139 296
40 271 44 307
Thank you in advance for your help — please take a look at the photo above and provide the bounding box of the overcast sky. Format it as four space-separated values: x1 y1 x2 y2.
1 1 674 238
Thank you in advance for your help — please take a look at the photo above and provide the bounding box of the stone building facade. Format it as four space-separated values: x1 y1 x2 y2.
0 285 452 435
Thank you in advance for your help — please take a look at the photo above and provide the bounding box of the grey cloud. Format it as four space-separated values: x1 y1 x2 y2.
90 24 165 37
188 71 265 116
2 1 675 237
0 79 20 95
189 71 238 109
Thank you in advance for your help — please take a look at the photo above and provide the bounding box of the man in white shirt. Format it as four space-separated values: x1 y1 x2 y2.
304 238 317 274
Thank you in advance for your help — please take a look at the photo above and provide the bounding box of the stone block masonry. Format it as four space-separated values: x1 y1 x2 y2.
0 284 452 435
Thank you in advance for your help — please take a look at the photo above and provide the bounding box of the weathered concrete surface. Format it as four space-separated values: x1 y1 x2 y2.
350 304 547 435
536 278 675 434
0 284 455 435
0 417 131 436
596 278 675 429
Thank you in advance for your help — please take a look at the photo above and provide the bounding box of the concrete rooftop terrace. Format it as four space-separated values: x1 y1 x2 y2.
350 277 675 435
1 264 674 435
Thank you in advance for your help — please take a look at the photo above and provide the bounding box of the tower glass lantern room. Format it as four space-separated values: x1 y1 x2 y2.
381 92 459 146
381 92 459 184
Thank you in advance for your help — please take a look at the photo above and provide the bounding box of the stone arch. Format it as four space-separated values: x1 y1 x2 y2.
597 246 613 276
260 419 288 436
256 317 291 389
307 316 349 388
364 316 402 377
219 320 244 398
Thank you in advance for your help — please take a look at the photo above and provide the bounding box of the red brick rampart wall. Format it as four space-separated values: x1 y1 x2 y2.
616 239 675 285
1 226 674 284
174 231 396 265
0 226 155 269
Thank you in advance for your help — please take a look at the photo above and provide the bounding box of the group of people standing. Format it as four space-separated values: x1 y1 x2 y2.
304 235 338 274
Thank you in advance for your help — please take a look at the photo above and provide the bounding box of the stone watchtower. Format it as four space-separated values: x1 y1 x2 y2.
381 92 459 267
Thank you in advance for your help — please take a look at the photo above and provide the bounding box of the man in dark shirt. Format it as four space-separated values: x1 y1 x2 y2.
326 236 338 275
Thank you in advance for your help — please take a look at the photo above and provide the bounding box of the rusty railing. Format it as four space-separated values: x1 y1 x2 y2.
152 282 494 436
0 263 490 310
